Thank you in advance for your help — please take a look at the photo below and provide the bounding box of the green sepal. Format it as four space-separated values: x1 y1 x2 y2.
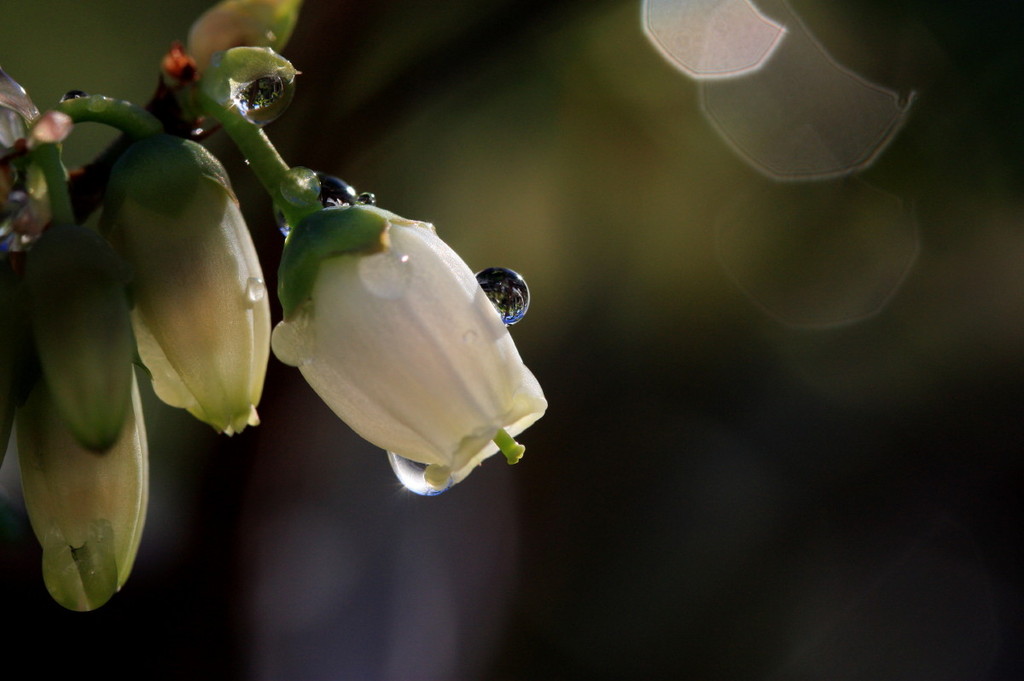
102 135 235 221
23 224 134 451
278 205 390 319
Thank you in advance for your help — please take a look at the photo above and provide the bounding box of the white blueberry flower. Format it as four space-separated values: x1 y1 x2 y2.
101 134 270 435
272 205 547 491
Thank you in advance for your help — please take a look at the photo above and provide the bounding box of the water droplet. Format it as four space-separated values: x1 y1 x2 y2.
245 277 266 304
60 90 88 102
356 192 376 206
387 451 453 496
276 210 291 237
316 172 357 207
280 167 320 209
233 74 294 126
475 267 530 325
86 96 112 112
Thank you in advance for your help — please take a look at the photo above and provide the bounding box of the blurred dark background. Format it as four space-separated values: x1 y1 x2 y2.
1 1 1022 679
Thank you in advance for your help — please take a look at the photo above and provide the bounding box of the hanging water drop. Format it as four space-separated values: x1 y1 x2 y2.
475 267 530 325
356 192 376 206
387 451 453 496
233 74 294 126
276 210 291 237
245 276 266 304
316 172 357 207
60 90 88 102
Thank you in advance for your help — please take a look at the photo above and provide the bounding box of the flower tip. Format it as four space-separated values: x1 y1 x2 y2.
41 519 119 612
203 403 260 436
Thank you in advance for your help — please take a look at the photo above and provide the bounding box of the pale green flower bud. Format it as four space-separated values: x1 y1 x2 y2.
17 375 148 611
23 223 134 451
101 135 270 435
0 260 29 466
272 205 547 490
187 0 304 73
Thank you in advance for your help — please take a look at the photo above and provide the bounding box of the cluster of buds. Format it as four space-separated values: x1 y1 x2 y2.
1 0 545 610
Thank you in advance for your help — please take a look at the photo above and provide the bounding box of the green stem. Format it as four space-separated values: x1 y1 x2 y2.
198 89 322 231
56 96 162 141
197 89 318 229
30 143 74 225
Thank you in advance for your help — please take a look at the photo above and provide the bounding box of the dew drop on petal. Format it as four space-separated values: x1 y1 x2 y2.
59 90 88 102
356 192 376 206
475 267 530 325
245 276 266 304
316 172 357 207
387 451 453 496
233 75 294 126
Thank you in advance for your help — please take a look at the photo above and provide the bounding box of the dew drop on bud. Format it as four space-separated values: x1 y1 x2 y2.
60 90 88 102
387 451 453 496
475 267 530 325
356 192 376 206
316 172 357 207
245 276 266 304
234 75 294 126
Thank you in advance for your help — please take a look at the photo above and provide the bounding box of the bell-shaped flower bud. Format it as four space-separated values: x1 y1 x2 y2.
101 134 270 435
23 223 134 451
188 0 304 74
17 375 148 611
0 259 29 467
272 205 547 491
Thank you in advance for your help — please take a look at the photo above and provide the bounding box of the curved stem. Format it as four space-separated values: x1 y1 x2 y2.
56 96 162 141
30 143 74 225
197 89 318 230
